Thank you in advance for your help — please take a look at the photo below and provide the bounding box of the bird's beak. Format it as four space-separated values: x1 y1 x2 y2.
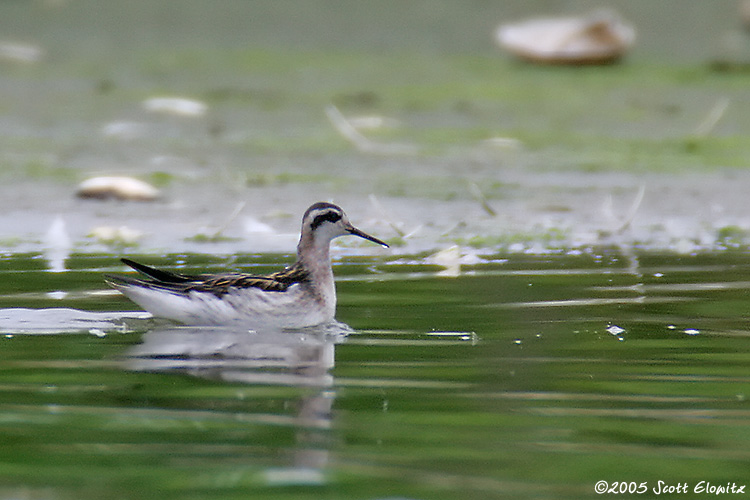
347 225 389 248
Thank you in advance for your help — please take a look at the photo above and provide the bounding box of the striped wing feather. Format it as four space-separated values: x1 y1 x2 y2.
116 259 309 296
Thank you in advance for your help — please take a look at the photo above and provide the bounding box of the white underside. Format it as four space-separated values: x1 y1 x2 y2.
116 283 335 328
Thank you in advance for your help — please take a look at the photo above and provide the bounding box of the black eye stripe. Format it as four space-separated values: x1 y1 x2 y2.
311 210 342 230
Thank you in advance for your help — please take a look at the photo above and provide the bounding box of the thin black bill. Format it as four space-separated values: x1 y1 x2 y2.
348 226 389 247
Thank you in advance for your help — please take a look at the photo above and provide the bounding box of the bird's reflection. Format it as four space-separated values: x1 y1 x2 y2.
126 321 351 485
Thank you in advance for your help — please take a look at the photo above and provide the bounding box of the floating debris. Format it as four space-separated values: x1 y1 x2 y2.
142 97 208 117
347 115 401 131
325 105 417 155
467 180 497 217
243 216 275 235
76 176 160 201
44 216 71 273
601 185 646 236
368 193 421 241
0 41 44 64
430 245 462 277
495 10 635 65
88 226 144 246
606 324 625 336
200 201 247 242
693 97 730 137
101 121 148 140
186 203 247 244
428 245 483 277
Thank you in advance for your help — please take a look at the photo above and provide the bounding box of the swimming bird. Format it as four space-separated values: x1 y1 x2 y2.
106 202 388 328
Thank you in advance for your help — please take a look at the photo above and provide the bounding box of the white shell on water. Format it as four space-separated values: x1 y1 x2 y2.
495 11 635 65
142 97 208 117
76 176 160 201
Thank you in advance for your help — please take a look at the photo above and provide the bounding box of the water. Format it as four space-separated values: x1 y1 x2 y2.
0 250 748 499
1 2 750 497
3 0 750 257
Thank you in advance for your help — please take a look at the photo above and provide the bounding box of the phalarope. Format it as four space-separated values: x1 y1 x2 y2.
106 202 388 328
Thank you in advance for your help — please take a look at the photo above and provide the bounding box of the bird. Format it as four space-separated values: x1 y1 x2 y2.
105 202 388 328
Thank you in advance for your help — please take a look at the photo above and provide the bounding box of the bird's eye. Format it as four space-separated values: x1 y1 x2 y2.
311 210 342 230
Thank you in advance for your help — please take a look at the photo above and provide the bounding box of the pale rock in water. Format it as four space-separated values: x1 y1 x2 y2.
495 10 635 65
76 176 160 201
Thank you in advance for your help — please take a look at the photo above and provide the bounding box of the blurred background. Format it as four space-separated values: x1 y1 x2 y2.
0 0 749 254
2 3 750 500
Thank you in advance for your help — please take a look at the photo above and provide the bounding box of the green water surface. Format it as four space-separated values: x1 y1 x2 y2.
0 250 748 499
1 2 749 498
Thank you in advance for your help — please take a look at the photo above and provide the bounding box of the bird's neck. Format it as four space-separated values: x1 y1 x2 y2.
297 235 333 280
297 236 336 317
